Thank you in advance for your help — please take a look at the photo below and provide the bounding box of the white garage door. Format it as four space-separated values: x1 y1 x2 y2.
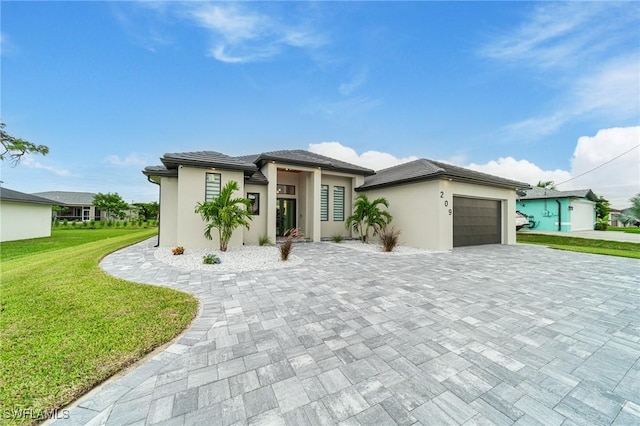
571 200 595 231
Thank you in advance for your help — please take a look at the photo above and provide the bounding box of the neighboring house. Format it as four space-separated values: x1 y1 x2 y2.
517 187 598 232
0 187 54 242
32 191 106 222
143 150 530 251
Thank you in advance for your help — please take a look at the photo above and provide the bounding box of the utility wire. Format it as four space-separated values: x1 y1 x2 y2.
555 144 640 187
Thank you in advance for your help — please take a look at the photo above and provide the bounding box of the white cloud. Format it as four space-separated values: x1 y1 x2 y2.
481 2 640 140
567 127 640 207
310 128 639 208
186 3 325 63
339 69 368 96
465 157 571 187
467 126 640 208
104 153 146 167
308 141 418 171
21 156 73 176
480 2 628 69
572 55 640 119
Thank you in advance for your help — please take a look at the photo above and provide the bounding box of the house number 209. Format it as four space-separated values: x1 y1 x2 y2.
440 191 452 215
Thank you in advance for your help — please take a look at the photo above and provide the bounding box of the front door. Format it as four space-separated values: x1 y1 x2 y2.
276 199 296 236
83 207 91 222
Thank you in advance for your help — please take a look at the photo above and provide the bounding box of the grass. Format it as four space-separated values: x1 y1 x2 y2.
0 228 198 425
607 226 640 234
517 233 640 259
1 228 159 262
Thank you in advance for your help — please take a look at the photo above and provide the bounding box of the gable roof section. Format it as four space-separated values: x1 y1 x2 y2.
253 150 375 176
1 187 55 205
358 159 530 190
32 191 96 205
520 187 598 201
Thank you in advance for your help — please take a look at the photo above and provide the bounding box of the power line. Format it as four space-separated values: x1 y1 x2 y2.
555 144 640 187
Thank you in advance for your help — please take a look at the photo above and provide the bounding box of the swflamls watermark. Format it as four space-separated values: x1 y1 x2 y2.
2 408 70 420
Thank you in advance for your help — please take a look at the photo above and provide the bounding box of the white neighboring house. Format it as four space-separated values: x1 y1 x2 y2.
0 187 54 242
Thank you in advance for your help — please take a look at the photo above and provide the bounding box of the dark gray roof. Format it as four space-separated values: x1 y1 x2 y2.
144 149 375 182
160 151 258 172
1 187 55 205
32 191 96 205
520 187 598 201
245 170 268 185
142 165 178 178
358 159 530 190
254 150 375 175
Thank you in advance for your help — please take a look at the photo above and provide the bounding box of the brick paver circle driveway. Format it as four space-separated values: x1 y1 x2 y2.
52 240 640 425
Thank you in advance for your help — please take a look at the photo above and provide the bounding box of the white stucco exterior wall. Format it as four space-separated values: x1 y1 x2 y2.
244 183 268 245
177 166 246 249
0 201 52 242
159 177 178 247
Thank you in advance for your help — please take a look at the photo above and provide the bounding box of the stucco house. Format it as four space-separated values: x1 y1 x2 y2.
143 150 529 251
517 187 598 232
32 191 107 222
0 187 54 242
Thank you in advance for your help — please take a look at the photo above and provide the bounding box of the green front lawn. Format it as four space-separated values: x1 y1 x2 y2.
607 226 640 234
0 228 198 425
517 233 640 259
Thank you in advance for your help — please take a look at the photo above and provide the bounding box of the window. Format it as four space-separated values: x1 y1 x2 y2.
320 185 329 221
277 184 295 195
247 193 260 215
205 173 221 201
333 186 345 221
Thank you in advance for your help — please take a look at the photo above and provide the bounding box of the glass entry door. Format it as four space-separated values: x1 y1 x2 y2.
276 199 296 236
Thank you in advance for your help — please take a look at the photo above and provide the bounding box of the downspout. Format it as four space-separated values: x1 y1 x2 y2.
556 200 561 231
147 176 161 247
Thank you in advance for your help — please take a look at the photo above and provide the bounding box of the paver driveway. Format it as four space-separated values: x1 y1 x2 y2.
52 240 640 425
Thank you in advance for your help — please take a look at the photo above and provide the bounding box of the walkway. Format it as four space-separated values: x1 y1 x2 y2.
52 240 640 425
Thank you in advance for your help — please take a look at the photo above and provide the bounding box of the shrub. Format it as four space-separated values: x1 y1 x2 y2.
54 218 60 227
202 253 221 264
379 226 401 252
123 221 129 228
331 234 344 243
71 221 77 227
258 235 272 246
279 239 293 261
89 220 96 229
172 246 185 255
280 228 303 261
63 219 68 227
100 221 107 228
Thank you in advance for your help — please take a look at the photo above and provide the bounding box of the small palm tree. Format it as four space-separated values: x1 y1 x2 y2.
618 193 640 227
194 181 252 252
536 180 557 190
346 194 393 243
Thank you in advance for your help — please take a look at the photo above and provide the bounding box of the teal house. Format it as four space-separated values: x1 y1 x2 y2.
517 187 598 232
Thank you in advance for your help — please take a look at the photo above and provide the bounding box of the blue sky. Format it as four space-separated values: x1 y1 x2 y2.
2 1 638 207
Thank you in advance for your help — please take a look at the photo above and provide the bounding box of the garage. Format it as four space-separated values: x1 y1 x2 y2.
571 200 595 231
453 197 501 247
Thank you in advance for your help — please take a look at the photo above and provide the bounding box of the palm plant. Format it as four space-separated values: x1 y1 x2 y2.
618 193 640 227
346 194 393 243
194 181 253 252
